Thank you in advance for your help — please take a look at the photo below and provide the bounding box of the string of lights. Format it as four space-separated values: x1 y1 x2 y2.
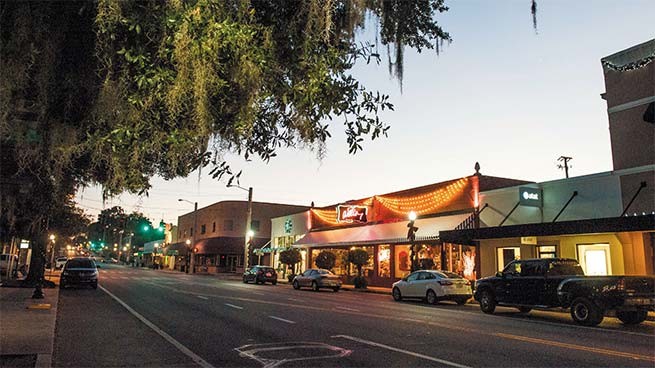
310 208 340 225
602 54 654 72
375 177 469 216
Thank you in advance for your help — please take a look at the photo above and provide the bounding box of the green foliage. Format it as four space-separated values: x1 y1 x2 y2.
279 248 302 269
314 250 337 270
0 0 450 280
347 248 370 277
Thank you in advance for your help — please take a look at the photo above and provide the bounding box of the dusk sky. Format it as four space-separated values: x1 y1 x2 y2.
75 0 655 224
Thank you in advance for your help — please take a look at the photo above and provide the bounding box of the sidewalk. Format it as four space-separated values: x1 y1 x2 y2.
0 273 59 368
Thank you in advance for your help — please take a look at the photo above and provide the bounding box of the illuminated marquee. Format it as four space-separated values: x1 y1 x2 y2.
337 205 368 223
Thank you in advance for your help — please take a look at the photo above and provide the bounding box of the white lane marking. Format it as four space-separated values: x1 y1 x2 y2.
335 306 360 312
225 303 244 310
197 296 209 300
269 316 296 324
235 342 352 368
332 335 471 368
99 285 215 368
287 298 301 302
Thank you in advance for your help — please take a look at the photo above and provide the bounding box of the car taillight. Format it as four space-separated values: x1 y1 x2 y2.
439 280 453 286
464 280 471 286
617 279 625 291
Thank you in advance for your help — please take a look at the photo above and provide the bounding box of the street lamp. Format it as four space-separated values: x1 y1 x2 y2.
228 184 253 270
179 199 198 274
48 234 56 271
407 211 419 272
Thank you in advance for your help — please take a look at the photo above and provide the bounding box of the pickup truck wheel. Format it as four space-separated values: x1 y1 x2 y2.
479 289 496 314
517 307 532 314
426 290 438 305
570 297 604 326
616 310 647 325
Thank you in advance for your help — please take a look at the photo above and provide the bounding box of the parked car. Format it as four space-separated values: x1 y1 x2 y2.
55 257 68 270
292 269 341 292
243 266 278 285
60 257 98 289
474 258 655 326
392 270 472 305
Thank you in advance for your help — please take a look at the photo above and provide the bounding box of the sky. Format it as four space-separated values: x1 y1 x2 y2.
75 0 655 225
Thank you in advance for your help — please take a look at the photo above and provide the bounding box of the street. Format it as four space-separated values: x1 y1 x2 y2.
52 265 655 368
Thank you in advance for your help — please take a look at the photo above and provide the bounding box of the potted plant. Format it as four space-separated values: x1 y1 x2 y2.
314 250 336 270
279 248 302 282
347 248 370 289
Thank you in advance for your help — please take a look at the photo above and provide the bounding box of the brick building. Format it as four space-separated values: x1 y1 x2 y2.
165 201 308 273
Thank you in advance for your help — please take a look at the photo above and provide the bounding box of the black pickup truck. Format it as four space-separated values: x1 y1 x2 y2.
474 258 655 326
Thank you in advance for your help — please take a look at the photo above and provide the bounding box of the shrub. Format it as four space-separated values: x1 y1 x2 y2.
279 248 302 274
347 248 370 288
314 250 336 270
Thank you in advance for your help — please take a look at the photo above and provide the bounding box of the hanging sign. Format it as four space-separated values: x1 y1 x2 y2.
337 205 368 223
521 237 538 245
519 187 542 207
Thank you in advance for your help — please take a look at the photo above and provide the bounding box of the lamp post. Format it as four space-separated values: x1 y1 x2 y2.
228 184 253 271
178 199 198 274
48 234 56 272
407 211 419 272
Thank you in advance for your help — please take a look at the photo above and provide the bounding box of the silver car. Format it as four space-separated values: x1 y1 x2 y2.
292 269 341 292
392 270 472 305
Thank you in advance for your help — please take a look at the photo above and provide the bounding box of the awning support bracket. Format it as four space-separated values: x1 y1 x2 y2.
620 181 647 217
499 202 520 227
552 191 578 223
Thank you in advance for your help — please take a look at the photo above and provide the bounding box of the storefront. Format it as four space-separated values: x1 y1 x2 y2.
433 166 655 278
293 213 478 287
440 215 655 277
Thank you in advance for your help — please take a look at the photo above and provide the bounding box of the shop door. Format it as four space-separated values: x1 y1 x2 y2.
577 244 611 275
226 256 238 273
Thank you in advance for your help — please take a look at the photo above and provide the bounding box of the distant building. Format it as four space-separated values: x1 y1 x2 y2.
166 201 308 273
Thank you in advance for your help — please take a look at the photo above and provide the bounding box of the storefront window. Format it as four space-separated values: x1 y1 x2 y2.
538 245 557 259
377 245 390 278
395 245 411 278
417 244 442 270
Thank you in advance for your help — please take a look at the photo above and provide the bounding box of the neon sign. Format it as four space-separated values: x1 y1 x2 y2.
337 205 368 223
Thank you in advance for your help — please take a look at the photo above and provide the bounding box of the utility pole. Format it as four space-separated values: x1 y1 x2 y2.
245 187 253 270
191 201 198 274
557 156 573 178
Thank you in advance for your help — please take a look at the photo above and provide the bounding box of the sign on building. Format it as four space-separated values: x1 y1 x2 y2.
337 205 368 223
519 187 543 207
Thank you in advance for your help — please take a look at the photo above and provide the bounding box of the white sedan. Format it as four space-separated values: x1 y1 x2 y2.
392 270 472 305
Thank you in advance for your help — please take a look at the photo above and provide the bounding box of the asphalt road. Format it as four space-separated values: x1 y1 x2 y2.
52 265 655 368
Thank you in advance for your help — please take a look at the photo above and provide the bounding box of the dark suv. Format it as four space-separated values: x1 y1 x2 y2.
61 257 98 289
243 266 277 285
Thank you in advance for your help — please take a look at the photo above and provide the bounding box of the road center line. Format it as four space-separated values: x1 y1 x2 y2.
197 296 209 300
332 335 471 368
225 303 244 310
335 306 360 312
269 316 296 324
494 332 655 362
99 285 214 368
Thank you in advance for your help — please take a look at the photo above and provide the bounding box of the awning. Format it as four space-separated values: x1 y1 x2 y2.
162 242 188 256
439 214 655 245
194 237 269 255
293 213 470 248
